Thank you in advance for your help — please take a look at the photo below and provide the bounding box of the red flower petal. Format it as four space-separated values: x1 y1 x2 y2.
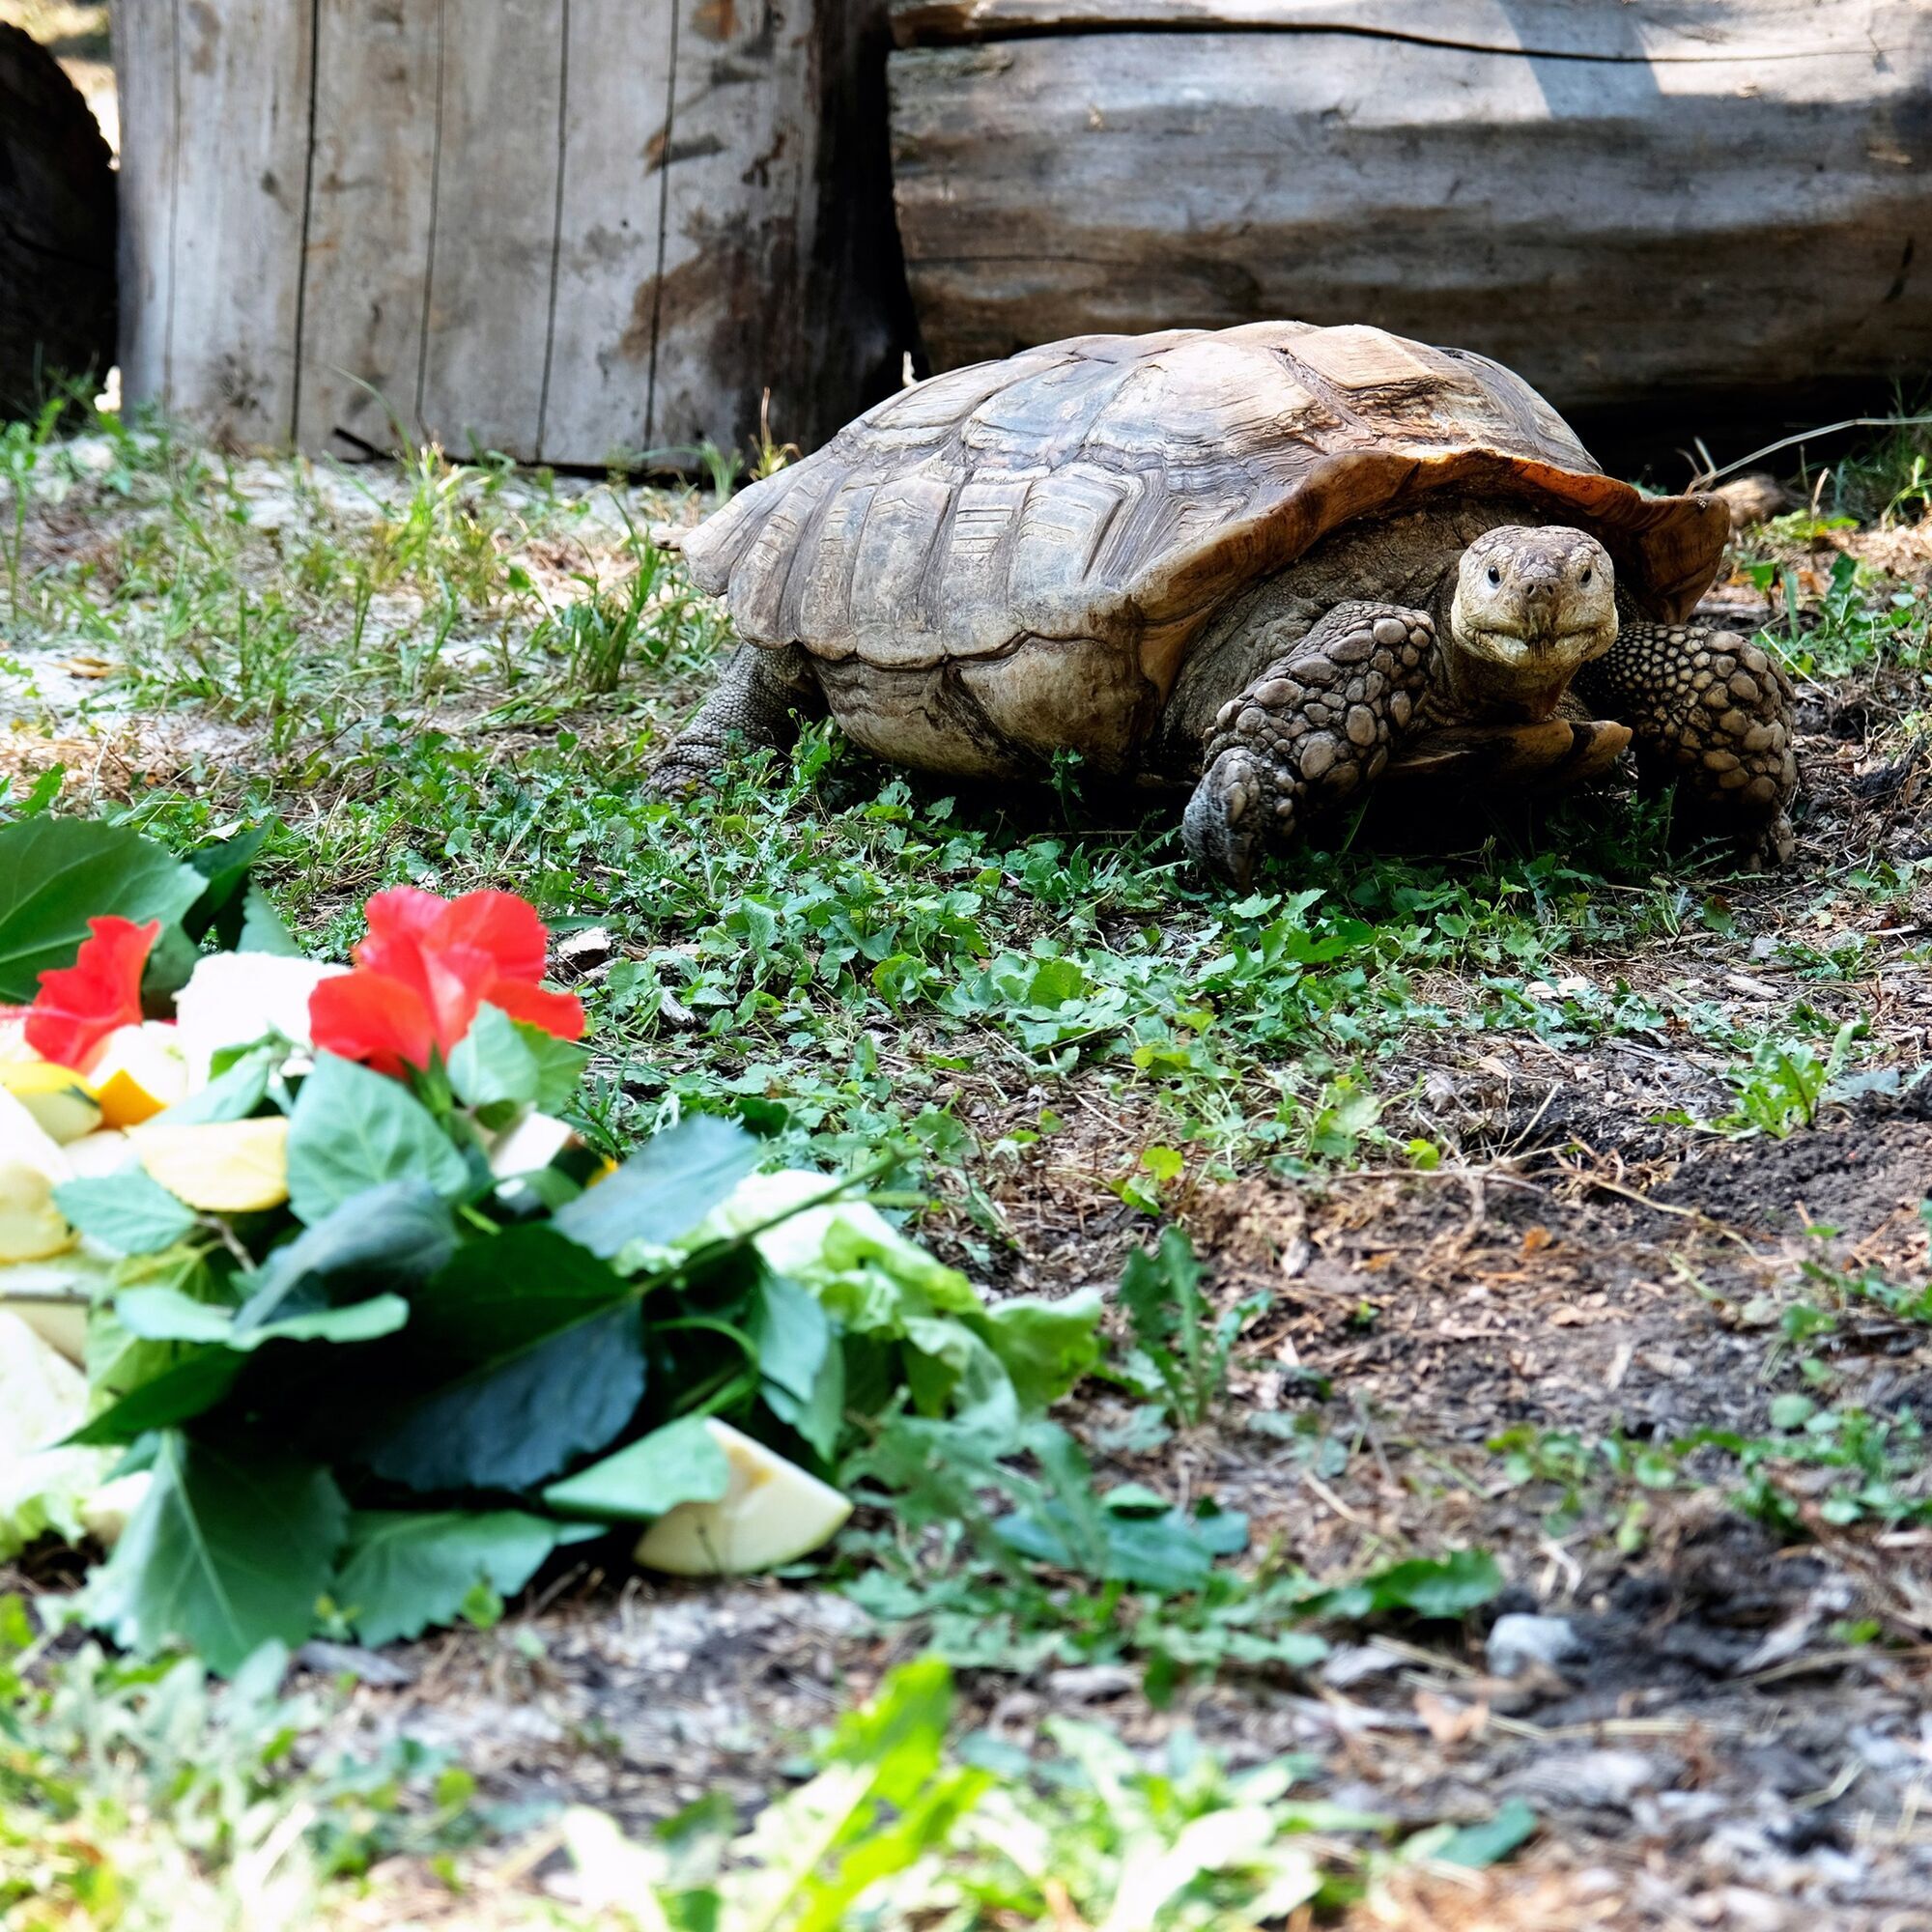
418 943 496 1058
308 969 438 1079
354 887 449 986
27 917 161 1069
433 892 550 983
485 977 586 1042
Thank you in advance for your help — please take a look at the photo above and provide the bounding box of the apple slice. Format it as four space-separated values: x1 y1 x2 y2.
0 1062 102 1144
172 952 345 1081
85 1022 190 1129
0 1088 73 1263
632 1419 851 1577
130 1116 291 1213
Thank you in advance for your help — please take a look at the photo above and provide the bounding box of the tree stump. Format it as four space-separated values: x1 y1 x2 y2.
113 0 908 466
0 24 116 421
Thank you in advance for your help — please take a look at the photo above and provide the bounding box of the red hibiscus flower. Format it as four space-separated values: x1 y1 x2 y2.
308 887 584 1080
26 916 160 1069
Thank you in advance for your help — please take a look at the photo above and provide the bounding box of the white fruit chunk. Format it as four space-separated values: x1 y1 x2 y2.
0 1253 113 1362
633 1419 851 1577
85 1022 189 1128
77 1471 153 1549
173 952 345 1081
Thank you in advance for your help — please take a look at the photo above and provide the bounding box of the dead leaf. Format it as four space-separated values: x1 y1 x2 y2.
1415 1688 1490 1745
1521 1225 1553 1254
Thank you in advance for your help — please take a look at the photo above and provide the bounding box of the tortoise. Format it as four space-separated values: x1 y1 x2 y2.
653 322 1796 883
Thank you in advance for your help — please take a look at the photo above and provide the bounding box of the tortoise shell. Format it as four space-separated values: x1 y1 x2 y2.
670 323 1728 701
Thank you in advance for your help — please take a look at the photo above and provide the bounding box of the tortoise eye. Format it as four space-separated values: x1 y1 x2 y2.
1487 564 1501 585
1580 567 1593 585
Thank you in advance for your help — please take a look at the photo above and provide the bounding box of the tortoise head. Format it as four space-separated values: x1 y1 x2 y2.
1446 526 1617 718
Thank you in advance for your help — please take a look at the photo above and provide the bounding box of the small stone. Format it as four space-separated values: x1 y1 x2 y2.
1346 705 1377 747
1740 642 1770 674
1306 701 1335 725
1275 798 1296 820
1691 668 1714 690
1701 685 1731 711
556 926 616 967
1345 676 1366 701
1374 616 1408 647
1728 671 1760 702
1703 748 1741 772
1238 706 1265 735
1720 709 1751 737
1329 763 1359 795
1487 1613 1584 1678
1299 734 1338 779
1719 764 1750 789
1215 698 1240 729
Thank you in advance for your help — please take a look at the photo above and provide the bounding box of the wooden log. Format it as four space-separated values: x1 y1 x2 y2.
116 0 909 465
0 24 116 419
889 2 1932 416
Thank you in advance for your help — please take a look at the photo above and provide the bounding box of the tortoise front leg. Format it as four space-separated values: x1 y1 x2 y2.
649 643 825 796
1577 621 1798 866
1182 601 1435 887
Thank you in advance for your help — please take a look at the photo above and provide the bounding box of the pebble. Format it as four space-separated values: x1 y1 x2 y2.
1487 1612 1585 1677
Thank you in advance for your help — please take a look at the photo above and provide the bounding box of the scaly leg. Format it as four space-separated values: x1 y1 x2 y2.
1577 621 1798 866
1182 601 1435 887
648 643 824 795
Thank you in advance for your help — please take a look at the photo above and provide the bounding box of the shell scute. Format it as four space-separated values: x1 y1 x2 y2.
668 322 1728 681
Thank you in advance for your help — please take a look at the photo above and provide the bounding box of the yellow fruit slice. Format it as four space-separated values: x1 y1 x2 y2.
0 1089 73 1263
0 1061 102 1145
130 1116 291 1214
86 1023 189 1129
633 1419 852 1577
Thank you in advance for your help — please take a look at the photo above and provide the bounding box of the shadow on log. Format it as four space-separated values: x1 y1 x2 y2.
0 23 115 422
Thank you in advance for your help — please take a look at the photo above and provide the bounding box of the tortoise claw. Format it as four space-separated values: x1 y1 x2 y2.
1183 747 1269 888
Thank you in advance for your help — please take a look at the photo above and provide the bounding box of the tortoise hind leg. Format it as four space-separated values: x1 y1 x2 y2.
1182 600 1435 887
1577 622 1798 866
649 644 825 796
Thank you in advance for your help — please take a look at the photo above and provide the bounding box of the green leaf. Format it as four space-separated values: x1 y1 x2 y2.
151 1045 276 1127
84 1432 347 1674
235 1181 456 1331
358 1227 644 1492
116 1285 409 1350
1434 1799 1538 1869
1304 1549 1503 1623
447 1004 589 1113
66 1348 242 1445
554 1115 760 1261
543 1415 730 1522
285 1054 469 1224
52 1172 197 1254
752 1271 842 1458
185 823 270 947
239 882 302 955
0 817 204 1002
336 1509 595 1646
